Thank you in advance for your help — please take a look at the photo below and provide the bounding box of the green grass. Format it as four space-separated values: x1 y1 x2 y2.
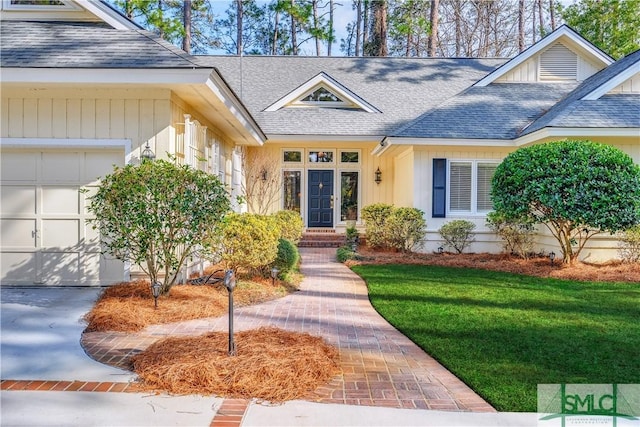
351 264 640 412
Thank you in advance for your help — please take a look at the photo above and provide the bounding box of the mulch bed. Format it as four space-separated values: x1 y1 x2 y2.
131 327 340 402
347 248 640 283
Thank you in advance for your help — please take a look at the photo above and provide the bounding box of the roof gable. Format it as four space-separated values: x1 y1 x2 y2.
476 25 613 86
0 0 139 29
264 72 381 113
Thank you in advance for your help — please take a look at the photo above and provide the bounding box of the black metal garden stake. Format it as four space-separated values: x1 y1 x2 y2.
224 270 237 356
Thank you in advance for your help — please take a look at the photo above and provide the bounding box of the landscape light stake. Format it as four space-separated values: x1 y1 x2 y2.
271 267 280 286
437 246 444 254
224 270 237 356
549 251 556 265
150 281 161 309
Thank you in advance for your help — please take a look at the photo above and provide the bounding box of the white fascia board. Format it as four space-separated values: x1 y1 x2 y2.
475 26 613 87
267 134 383 143
386 137 516 147
582 63 640 100
515 127 640 146
205 72 266 146
80 1 140 29
265 72 380 113
0 68 211 84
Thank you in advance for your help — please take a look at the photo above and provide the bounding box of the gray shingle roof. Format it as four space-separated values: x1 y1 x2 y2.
198 56 506 136
522 49 640 134
0 21 201 68
391 82 578 139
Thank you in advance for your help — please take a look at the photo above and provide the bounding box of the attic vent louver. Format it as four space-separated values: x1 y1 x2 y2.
540 43 577 81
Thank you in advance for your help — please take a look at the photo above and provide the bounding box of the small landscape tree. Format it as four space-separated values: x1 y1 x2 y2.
87 160 231 294
491 140 640 264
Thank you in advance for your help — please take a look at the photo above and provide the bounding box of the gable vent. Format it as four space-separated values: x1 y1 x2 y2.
539 43 577 81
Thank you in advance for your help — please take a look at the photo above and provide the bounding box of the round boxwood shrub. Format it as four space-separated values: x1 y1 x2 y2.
273 238 300 274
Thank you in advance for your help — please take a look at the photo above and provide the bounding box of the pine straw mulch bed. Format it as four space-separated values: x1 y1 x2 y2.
131 327 340 402
346 248 640 283
84 276 291 333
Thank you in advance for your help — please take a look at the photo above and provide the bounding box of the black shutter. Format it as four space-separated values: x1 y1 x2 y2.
432 158 446 218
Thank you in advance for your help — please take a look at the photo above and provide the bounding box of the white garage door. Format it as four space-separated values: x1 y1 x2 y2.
1 147 125 286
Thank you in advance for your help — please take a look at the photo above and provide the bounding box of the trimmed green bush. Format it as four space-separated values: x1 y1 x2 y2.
273 238 300 274
219 213 279 273
619 225 640 263
337 246 359 263
361 203 394 249
273 210 304 244
439 220 476 254
486 211 535 259
385 207 427 252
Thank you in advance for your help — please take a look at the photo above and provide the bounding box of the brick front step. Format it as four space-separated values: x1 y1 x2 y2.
298 232 346 248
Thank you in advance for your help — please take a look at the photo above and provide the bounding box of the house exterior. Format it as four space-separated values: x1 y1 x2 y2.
1 0 638 286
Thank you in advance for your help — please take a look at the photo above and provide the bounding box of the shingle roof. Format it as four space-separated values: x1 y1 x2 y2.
0 21 201 68
391 82 578 139
198 56 506 136
522 49 640 134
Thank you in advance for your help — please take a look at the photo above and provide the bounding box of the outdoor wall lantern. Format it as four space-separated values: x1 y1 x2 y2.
271 267 280 286
150 281 162 309
437 246 444 254
261 169 268 181
224 270 237 356
140 142 156 163
549 251 556 265
374 167 382 185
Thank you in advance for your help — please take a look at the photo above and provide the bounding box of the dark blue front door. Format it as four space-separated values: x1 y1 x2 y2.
308 170 334 227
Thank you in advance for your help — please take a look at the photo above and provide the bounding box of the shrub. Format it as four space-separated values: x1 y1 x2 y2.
492 140 640 264
273 210 304 244
385 207 427 252
337 246 359 263
345 226 360 249
439 220 476 254
273 238 300 274
619 225 640 263
86 159 230 294
361 203 394 249
218 213 279 273
486 211 535 259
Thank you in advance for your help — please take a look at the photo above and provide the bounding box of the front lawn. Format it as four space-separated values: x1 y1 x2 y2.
351 264 640 412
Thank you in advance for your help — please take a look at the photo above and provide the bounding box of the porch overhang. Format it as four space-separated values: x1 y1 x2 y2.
0 67 266 146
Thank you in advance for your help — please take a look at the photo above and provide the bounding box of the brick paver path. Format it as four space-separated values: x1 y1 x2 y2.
81 248 495 413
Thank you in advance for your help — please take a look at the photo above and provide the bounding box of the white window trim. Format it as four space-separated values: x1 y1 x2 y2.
282 168 305 220
446 160 499 216
338 168 362 225
282 148 304 165
306 149 336 165
338 149 361 166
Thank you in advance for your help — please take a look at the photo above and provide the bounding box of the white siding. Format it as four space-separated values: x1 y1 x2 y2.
608 73 640 94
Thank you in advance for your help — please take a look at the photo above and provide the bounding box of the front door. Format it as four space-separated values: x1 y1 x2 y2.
308 170 334 228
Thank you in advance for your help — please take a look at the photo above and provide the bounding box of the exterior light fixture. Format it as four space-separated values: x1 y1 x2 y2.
150 281 162 309
271 267 280 286
261 169 268 181
224 270 237 356
549 251 556 265
140 142 156 163
437 246 444 254
374 167 382 185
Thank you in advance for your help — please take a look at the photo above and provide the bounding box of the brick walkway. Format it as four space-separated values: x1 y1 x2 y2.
81 248 494 415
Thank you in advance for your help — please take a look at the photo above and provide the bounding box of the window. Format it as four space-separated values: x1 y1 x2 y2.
308 150 334 163
301 87 342 103
340 151 360 164
340 171 359 221
433 158 496 217
283 170 302 213
283 150 302 163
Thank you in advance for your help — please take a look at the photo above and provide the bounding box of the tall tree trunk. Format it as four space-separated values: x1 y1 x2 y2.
518 0 525 52
355 0 362 56
182 0 191 54
124 0 133 18
549 0 556 30
313 0 321 55
537 0 544 38
236 0 243 55
366 0 387 56
362 0 369 55
328 0 334 56
272 10 279 55
291 0 298 55
454 0 461 56
157 0 164 39
532 0 536 43
427 0 439 57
